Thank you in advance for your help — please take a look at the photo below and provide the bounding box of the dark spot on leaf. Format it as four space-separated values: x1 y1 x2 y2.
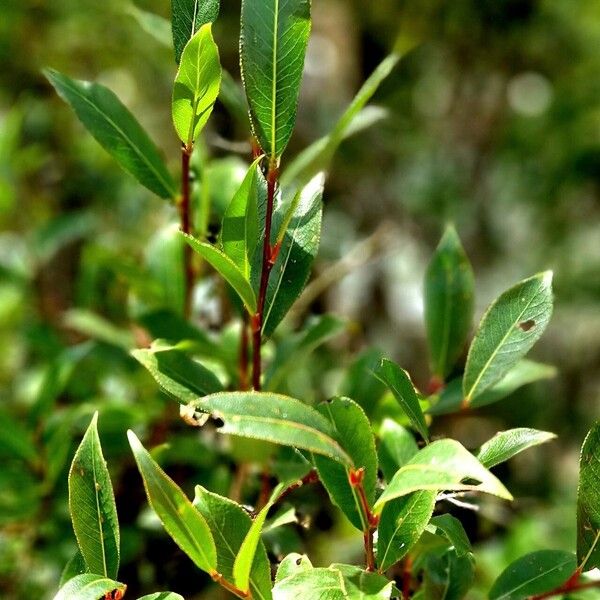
519 319 536 331
296 557 303 565
212 416 225 428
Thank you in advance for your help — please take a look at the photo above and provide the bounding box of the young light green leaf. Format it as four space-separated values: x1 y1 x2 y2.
68 412 119 579
374 359 429 442
273 564 394 599
423 550 475 600
429 514 472 557
262 173 324 336
172 24 221 146
187 391 352 465
240 0 311 159
425 225 475 379
275 553 313 583
194 486 273 600
137 594 184 600
265 314 346 391
488 550 576 600
477 428 556 469
132 344 223 404
53 574 125 600
44 69 175 199
313 397 378 530
377 490 437 570
577 422 600 571
182 233 257 313
463 271 553 405
374 439 512 513
378 419 419 483
233 483 286 593
171 0 220 63
221 156 263 278
281 52 403 187
127 431 217 575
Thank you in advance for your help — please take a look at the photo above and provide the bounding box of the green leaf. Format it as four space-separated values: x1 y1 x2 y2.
188 391 352 465
63 309 135 350
429 515 472 557
240 0 311 159
262 174 324 336
194 486 273 600
463 271 553 405
266 314 346 391
488 550 576 600
313 397 378 530
44 69 175 199
221 156 263 279
577 422 600 571
0 408 37 463
137 594 184 600
127 4 172 48
53 574 125 600
128 431 217 575
59 551 87 587
377 490 437 570
339 348 387 416
374 359 429 442
172 24 221 146
378 419 419 483
275 553 313 583
477 428 556 469
182 233 257 313
171 0 220 63
424 225 475 379
423 550 475 600
234 483 286 593
281 52 403 187
273 564 395 599
132 344 223 404
68 412 120 578
374 439 512 513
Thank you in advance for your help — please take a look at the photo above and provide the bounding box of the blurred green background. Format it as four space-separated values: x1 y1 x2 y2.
1 0 599 598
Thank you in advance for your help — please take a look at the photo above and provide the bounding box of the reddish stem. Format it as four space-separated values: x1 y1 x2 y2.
212 572 251 599
349 468 378 571
528 570 600 599
402 555 413 599
180 144 194 318
274 470 319 506
252 162 279 390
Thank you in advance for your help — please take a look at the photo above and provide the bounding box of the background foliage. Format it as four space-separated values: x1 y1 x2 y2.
1 0 599 598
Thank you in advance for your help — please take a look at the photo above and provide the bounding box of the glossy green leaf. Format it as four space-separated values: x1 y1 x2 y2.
577 423 600 571
262 173 324 336
132 344 223 404
194 486 273 600
234 483 285 593
68 412 119 578
182 233 257 313
378 419 419 483
477 428 556 469
374 359 429 442
425 225 475 379
59 551 87 587
313 397 378 530
221 156 263 279
188 391 352 465
281 52 403 187
128 431 217 575
172 24 221 146
44 69 175 199
429 515 472 557
463 271 553 405
488 550 576 600
171 0 220 63
273 564 394 599
137 594 184 600
374 439 512 513
240 0 311 158
377 490 437 570
266 314 346 391
53 574 125 600
423 550 475 600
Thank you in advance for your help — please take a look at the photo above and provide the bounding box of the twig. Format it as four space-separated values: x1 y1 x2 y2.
212 572 251 599
274 470 319 506
349 468 379 571
180 143 194 318
528 570 600 599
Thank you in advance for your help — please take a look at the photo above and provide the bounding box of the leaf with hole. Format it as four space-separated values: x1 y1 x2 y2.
240 0 311 158
68 412 119 578
44 69 175 199
128 431 217 575
172 24 221 146
53 574 126 600
463 272 553 405
374 439 512 513
477 428 556 469
488 550 576 600
171 0 220 63
313 397 378 530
